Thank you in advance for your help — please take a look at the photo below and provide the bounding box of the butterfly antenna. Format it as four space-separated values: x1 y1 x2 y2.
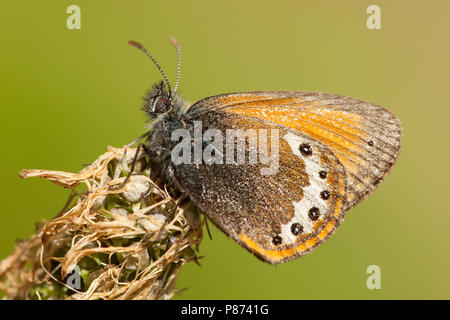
170 37 181 94
128 40 173 100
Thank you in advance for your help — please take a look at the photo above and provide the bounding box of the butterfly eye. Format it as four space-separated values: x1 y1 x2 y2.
143 81 172 117
153 98 170 114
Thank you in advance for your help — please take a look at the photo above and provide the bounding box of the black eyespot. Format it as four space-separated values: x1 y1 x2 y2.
291 223 303 236
319 171 327 179
272 235 282 246
367 140 374 147
299 143 312 156
320 190 330 200
308 207 320 221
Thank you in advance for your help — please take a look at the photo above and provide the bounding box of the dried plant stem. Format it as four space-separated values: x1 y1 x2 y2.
0 145 203 300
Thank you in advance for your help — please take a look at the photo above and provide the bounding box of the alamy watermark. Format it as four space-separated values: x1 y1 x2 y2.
171 121 280 175
66 5 81 30
66 265 83 291
366 264 381 290
366 5 381 30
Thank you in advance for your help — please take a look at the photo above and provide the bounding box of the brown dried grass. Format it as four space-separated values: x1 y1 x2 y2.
0 145 203 300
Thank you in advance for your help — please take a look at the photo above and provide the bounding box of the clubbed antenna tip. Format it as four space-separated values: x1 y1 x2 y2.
170 37 179 47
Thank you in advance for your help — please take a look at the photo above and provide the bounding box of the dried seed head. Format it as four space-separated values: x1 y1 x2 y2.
121 175 151 203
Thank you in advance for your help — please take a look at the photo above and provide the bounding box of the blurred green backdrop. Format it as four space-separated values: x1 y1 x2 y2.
1 0 449 299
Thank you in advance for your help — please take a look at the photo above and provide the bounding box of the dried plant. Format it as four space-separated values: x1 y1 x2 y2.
0 144 203 300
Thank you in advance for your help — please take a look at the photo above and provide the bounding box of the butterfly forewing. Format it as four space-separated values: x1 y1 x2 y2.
187 91 402 209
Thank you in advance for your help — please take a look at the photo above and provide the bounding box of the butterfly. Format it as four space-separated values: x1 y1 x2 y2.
128 38 402 264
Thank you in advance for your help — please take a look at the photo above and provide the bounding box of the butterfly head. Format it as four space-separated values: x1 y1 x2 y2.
129 39 191 175
129 38 186 121
143 80 173 118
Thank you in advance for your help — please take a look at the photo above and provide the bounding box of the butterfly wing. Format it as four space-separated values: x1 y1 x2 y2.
169 91 401 264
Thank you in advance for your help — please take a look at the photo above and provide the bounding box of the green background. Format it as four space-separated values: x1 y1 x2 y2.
1 1 449 299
